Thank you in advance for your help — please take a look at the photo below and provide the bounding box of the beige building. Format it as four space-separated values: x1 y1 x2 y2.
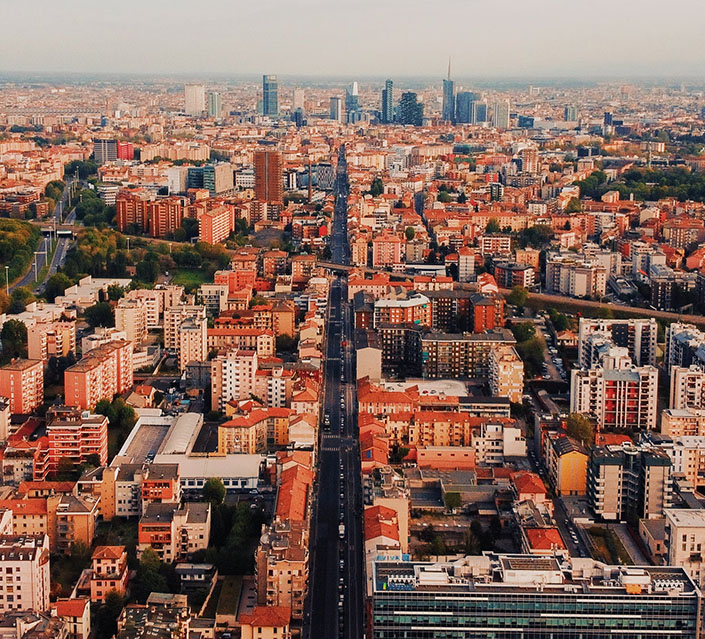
211 349 258 411
27 321 76 362
164 305 206 350
138 502 210 563
240 606 291 639
665 509 705 588
488 344 524 403
178 315 208 371
662 408 705 437
670 366 705 410
0 534 50 612
115 298 148 345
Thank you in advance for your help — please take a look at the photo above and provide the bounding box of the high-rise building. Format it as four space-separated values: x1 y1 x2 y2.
455 91 479 124
207 91 221 118
579 317 658 368
0 535 50 613
494 99 510 129
472 100 487 123
45 405 108 474
381 79 394 124
262 75 279 118
345 81 361 123
93 139 117 164
198 206 233 245
114 298 147 345
0 359 43 414
203 163 234 196
442 61 454 122
211 349 259 410
398 92 423 126
329 97 342 122
184 84 205 116
292 88 305 111
254 149 283 203
564 104 578 121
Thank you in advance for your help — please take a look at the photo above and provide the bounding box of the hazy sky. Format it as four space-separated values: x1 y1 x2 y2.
2 0 704 78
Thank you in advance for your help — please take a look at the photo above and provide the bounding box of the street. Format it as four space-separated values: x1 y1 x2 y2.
305 145 364 639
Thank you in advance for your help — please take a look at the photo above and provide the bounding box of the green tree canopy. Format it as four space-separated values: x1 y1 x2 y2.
203 478 226 505
44 273 73 302
566 413 594 448
485 218 501 234
84 302 114 327
508 285 528 308
369 177 384 197
405 226 415 241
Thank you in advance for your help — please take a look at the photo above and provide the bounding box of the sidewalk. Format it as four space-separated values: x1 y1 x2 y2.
610 523 650 565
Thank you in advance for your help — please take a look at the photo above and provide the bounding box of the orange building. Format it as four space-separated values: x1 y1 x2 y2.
90 546 129 602
199 205 232 244
0 359 43 414
147 198 184 238
254 149 283 204
27 321 76 362
372 232 403 268
46 406 108 474
64 341 133 410
116 191 183 238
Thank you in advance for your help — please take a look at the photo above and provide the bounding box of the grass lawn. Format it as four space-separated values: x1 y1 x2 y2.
217 575 243 617
171 268 209 292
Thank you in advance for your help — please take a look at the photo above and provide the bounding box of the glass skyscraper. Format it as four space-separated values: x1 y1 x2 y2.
381 79 394 124
442 78 455 122
262 74 279 118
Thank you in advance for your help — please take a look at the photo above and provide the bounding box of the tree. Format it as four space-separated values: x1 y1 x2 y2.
566 413 594 448
235 218 249 235
276 334 297 353
44 273 73 302
107 283 125 301
508 285 528 308
136 260 158 283
565 197 582 213
369 177 384 197
57 457 77 481
548 308 569 332
8 287 35 314
437 191 452 203
457 191 467 204
1 319 27 361
84 302 114 327
444 492 461 512
405 226 415 241
203 478 226 505
485 218 501 234
96 590 126 638
511 321 536 343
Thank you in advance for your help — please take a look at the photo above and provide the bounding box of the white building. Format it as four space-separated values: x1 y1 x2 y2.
184 84 206 116
0 535 50 613
178 316 208 372
472 421 526 465
665 509 705 588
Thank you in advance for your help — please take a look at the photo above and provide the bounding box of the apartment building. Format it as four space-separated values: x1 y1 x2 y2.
666 323 705 374
421 329 517 379
578 317 658 368
218 411 268 454
45 406 108 474
0 359 43 415
164 305 206 351
199 205 232 245
662 408 705 437
478 234 512 257
115 191 183 238
177 315 208 371
64 341 133 410
114 298 148 344
670 366 705 410
587 444 672 521
488 344 524 403
27 321 76 362
89 545 129 602
0 534 50 613
373 293 431 328
570 347 658 431
545 434 588 496
210 349 258 410
138 502 211 563
545 253 607 298
206 327 275 358
372 232 403 268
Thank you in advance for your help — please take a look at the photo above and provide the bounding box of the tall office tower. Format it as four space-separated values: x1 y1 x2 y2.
93 138 118 164
455 91 479 124
292 108 304 127
381 79 394 124
564 104 578 121
207 91 222 118
293 88 305 111
330 96 342 122
345 81 361 123
262 74 279 117
473 100 488 124
493 99 510 129
398 92 423 126
184 84 206 115
441 59 454 122
254 149 283 204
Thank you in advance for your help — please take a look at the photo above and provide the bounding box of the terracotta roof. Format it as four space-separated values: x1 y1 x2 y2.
525 527 565 551
54 598 89 618
92 545 126 560
511 472 546 496
0 499 47 516
240 605 291 628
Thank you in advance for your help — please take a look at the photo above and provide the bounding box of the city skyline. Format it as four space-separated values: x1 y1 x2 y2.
2 0 705 78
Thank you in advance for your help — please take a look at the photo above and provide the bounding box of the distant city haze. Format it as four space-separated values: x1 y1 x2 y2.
2 0 705 78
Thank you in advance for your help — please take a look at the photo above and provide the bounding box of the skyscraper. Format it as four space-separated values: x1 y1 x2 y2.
442 59 454 122
564 105 578 121
293 88 305 111
207 91 222 119
262 75 279 118
455 91 479 124
398 92 423 126
381 79 394 124
472 100 488 124
345 82 361 123
494 99 510 129
184 84 205 115
330 96 342 122
254 148 283 204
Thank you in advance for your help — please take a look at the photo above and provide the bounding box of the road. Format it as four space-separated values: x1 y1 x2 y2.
305 145 364 639
10 179 76 294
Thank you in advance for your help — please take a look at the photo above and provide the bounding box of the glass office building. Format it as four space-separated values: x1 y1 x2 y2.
372 554 702 638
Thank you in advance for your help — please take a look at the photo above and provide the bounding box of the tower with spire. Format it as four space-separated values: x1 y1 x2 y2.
442 57 455 123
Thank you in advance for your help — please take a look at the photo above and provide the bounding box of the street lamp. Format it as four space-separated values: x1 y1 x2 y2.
4 265 8 296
